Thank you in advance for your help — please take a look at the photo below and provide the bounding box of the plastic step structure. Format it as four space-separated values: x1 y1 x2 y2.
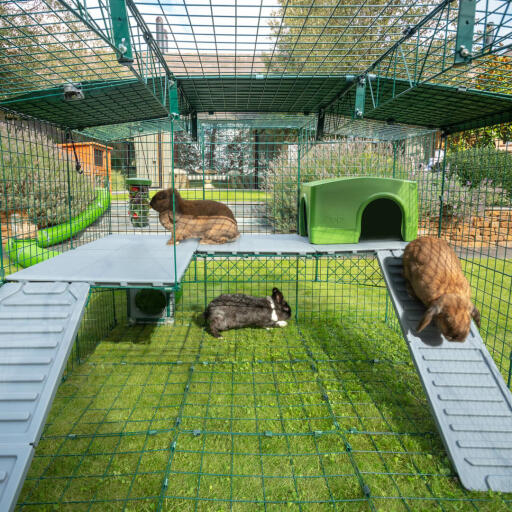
0 281 89 512
378 249 512 492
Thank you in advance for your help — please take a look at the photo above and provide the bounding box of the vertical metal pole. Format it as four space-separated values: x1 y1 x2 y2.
296 129 302 233
112 289 117 326
201 129 206 200
392 142 397 178
295 256 299 322
254 129 259 190
0 124 6 281
437 135 448 238
65 131 74 250
203 257 208 311
157 130 163 188
105 142 112 235
171 116 177 290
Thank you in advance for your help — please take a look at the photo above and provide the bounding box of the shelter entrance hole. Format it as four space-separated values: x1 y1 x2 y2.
359 198 403 241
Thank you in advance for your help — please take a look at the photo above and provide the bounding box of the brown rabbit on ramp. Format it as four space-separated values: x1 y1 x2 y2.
402 236 480 342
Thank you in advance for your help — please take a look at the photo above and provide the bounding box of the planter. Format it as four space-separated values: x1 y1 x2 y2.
126 178 151 228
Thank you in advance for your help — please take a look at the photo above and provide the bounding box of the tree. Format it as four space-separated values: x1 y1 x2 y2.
265 0 429 76
0 0 118 100
448 52 512 150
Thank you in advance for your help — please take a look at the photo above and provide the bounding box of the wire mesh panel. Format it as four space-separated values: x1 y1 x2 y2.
1 0 512 507
15 256 512 510
426 125 512 384
0 111 111 275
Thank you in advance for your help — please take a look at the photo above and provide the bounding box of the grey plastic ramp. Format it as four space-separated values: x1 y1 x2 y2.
0 281 89 511
7 235 198 287
0 281 89 445
0 444 34 512
378 250 512 492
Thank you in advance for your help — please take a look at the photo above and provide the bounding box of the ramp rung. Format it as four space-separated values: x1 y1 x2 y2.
0 281 89 512
378 249 512 492
0 444 34 512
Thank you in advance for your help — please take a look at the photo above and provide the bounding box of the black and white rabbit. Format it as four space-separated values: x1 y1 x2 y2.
205 287 292 338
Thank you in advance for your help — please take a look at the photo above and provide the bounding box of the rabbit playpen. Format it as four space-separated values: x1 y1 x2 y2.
1 0 512 510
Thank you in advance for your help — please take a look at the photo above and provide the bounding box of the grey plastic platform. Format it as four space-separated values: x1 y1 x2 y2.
7 236 408 287
378 249 512 492
197 234 317 254
0 281 89 512
197 234 408 255
7 235 199 287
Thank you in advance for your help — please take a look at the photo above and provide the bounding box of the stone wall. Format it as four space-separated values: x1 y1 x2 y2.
0 210 37 243
419 208 512 247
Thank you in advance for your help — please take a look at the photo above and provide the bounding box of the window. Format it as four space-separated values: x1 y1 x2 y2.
94 148 104 167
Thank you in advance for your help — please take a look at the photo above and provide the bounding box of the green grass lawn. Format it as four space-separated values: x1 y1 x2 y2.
16 256 512 511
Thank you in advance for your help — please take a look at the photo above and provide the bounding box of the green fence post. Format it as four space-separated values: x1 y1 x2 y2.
296 129 302 233
437 135 448 237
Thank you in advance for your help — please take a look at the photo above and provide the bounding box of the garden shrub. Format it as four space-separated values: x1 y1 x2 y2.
0 127 96 228
446 146 512 197
263 140 512 233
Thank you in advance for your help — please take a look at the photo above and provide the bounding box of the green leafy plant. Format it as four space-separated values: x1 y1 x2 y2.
0 124 96 228
446 146 512 198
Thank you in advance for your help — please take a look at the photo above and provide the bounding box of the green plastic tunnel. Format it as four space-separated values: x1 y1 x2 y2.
6 239 61 268
7 188 110 268
36 188 110 248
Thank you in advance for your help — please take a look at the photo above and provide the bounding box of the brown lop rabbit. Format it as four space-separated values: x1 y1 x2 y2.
402 236 480 342
149 188 240 245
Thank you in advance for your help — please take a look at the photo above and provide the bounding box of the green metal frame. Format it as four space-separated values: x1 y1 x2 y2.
454 0 477 65
2 0 512 509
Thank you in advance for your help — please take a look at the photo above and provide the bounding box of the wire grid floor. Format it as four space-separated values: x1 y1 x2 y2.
16 319 512 511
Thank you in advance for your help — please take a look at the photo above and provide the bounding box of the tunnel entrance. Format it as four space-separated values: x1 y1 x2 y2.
359 198 403 241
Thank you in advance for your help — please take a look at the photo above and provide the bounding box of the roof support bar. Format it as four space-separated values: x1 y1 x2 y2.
108 0 134 65
353 77 366 119
454 0 476 65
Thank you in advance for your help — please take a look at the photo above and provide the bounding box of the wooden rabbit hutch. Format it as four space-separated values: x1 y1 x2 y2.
58 141 113 189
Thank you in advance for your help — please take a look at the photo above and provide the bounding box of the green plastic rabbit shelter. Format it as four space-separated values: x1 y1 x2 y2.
299 177 418 244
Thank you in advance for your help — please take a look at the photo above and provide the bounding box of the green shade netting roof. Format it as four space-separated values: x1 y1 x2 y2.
0 79 169 130
82 116 187 142
4 75 512 135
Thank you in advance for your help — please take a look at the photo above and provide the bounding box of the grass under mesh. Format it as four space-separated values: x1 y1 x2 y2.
17 315 511 511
